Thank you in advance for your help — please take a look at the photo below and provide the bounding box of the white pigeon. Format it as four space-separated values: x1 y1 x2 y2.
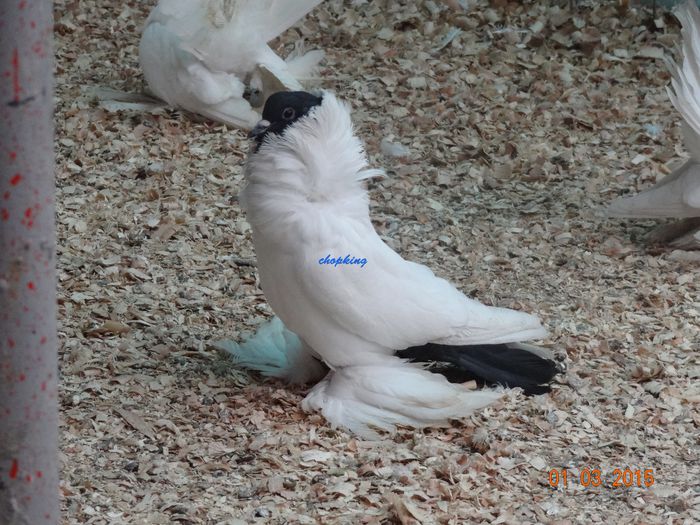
607 0 700 246
239 91 559 437
139 0 324 129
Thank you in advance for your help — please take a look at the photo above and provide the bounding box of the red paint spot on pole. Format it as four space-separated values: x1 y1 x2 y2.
19 373 26 381
27 281 35 290
36 470 43 478
22 206 35 228
9 459 19 479
40 336 47 344
11 48 21 104
0 208 8 221
7 338 15 348
10 173 22 185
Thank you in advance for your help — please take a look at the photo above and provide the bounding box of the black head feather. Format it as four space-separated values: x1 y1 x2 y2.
249 91 323 147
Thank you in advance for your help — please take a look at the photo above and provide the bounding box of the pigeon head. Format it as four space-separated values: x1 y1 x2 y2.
248 91 323 146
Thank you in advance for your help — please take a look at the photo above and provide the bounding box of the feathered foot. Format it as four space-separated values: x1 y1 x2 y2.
301 360 502 438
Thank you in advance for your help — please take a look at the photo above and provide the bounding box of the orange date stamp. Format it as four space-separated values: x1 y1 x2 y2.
548 468 655 489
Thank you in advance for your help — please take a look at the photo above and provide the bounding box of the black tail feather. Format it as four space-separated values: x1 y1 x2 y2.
397 343 559 395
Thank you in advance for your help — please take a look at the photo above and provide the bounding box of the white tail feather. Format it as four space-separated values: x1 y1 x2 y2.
193 97 261 129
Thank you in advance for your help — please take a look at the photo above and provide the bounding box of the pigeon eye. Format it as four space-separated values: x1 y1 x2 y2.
247 89 263 108
282 107 296 120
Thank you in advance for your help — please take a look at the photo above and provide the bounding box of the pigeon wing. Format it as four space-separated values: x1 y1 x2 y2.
177 0 323 71
250 0 324 44
294 222 547 352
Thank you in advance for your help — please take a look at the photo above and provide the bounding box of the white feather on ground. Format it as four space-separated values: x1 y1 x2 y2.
139 0 324 129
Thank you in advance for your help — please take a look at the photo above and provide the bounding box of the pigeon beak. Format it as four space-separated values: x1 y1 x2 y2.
248 119 270 139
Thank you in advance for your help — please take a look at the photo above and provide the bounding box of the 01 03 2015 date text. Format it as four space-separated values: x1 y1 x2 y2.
548 468 655 489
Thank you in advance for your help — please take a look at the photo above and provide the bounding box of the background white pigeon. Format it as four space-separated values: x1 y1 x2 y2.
139 0 324 129
607 0 700 249
238 91 559 438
